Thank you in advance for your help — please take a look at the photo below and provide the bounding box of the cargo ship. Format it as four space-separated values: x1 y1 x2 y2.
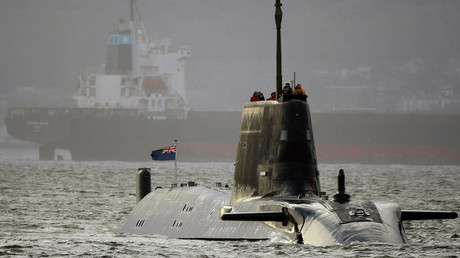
5 1 460 164
5 1 240 162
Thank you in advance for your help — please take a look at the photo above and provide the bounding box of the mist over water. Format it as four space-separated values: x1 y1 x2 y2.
1 148 458 257
1 1 459 255
2 0 459 165
1 0 460 113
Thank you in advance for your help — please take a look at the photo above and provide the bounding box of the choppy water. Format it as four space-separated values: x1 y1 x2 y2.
0 148 459 257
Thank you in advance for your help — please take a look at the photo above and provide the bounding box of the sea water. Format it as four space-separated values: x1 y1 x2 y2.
0 148 458 257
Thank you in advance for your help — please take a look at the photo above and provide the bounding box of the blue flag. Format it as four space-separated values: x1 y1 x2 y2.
151 145 176 161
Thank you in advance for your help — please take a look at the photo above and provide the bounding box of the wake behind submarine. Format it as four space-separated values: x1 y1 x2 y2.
117 1 457 245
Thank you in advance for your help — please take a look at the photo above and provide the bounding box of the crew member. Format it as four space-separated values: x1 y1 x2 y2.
258 91 265 101
294 84 306 95
267 92 276 100
282 83 292 95
250 91 260 102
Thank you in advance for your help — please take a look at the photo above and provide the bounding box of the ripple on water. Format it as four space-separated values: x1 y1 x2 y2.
0 149 458 257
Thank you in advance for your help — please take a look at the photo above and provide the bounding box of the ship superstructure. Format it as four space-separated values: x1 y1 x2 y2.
74 2 190 119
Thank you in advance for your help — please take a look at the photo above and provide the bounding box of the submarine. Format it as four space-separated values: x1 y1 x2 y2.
117 0 457 245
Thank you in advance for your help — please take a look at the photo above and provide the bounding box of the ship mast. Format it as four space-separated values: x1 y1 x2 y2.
275 0 283 99
130 0 135 22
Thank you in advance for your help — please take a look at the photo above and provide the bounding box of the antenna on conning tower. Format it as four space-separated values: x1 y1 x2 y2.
275 0 283 99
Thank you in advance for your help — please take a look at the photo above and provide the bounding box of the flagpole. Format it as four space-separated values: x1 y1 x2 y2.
174 139 178 186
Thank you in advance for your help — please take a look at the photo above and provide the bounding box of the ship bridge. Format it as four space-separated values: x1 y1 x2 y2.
73 14 190 120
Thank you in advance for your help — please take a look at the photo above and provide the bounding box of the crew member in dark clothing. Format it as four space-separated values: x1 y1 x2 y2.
258 92 265 101
282 83 292 95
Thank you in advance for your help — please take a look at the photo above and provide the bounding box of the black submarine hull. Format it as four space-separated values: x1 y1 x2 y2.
117 185 407 245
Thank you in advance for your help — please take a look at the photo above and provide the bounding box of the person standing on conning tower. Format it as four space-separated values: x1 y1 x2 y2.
294 84 306 96
267 92 276 100
250 91 260 102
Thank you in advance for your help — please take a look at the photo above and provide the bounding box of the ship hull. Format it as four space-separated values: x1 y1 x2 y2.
5 108 242 162
5 108 460 164
312 112 460 164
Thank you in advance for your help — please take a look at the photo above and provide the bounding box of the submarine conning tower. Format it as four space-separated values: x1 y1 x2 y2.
230 0 320 205
230 95 321 205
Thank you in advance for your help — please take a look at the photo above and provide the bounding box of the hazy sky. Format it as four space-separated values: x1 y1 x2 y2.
1 0 460 112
